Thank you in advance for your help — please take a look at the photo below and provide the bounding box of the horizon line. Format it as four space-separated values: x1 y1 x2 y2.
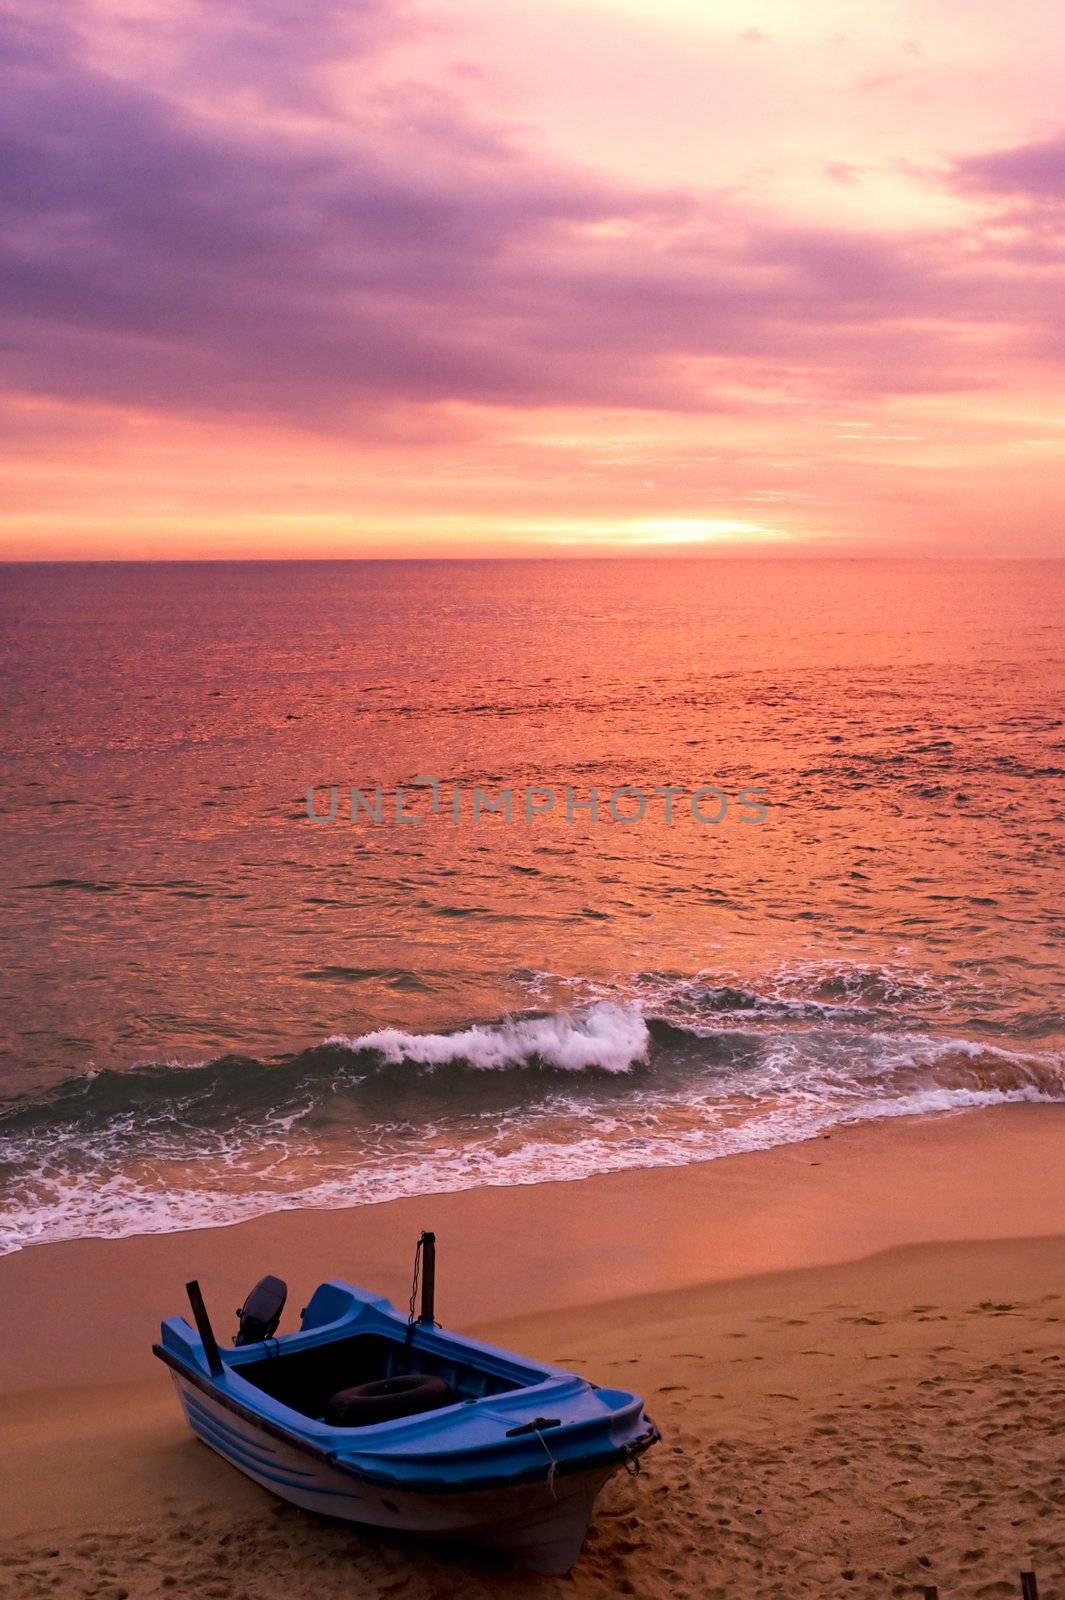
3 553 1063 567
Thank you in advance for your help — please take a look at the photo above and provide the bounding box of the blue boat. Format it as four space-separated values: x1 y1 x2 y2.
153 1233 660 1573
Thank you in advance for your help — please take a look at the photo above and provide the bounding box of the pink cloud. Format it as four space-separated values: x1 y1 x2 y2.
1 0 1064 560
955 132 1065 198
3 3 1057 436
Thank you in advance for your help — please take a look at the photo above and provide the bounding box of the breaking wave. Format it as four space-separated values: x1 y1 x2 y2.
1 973 1061 1255
326 1001 649 1073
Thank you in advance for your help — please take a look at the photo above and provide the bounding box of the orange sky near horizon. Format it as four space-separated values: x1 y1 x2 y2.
1 0 1064 559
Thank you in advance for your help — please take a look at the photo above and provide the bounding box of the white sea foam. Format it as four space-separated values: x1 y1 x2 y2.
0 1079 1056 1258
327 1000 650 1074
516 960 982 1024
2 979 1062 1257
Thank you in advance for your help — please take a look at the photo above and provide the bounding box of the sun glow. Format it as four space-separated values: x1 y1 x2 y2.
609 517 788 546
528 516 792 548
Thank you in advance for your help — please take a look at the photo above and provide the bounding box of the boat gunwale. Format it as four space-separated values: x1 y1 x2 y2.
153 1342 660 1494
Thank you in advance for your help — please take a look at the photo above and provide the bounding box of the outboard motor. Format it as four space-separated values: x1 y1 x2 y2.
235 1274 287 1345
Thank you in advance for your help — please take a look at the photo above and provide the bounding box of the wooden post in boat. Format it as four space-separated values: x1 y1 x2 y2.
186 1279 224 1376
419 1231 436 1325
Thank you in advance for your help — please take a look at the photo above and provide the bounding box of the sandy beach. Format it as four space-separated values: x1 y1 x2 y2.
1 1103 1063 1599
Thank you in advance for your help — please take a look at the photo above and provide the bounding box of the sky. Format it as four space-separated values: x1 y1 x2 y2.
1 0 1064 558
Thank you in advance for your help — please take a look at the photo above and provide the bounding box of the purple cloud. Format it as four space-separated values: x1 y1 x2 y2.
0 0 1062 437
955 133 1065 198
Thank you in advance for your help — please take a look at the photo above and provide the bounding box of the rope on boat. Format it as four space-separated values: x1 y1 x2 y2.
531 1424 560 1501
407 1236 421 1329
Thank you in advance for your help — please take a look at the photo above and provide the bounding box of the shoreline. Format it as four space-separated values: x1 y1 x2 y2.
1 1100 1063 1394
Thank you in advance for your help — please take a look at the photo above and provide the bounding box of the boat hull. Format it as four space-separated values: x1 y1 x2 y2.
172 1372 617 1573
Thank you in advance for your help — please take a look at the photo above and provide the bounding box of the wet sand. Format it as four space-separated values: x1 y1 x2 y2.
1 1104 1063 1598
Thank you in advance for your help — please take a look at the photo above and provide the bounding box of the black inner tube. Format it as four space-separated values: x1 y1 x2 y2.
324 1372 454 1427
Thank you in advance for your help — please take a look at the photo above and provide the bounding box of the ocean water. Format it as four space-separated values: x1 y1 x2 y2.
0 558 1062 1255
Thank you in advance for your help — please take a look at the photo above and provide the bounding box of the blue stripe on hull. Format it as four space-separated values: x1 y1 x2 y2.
182 1395 294 1469
181 1392 360 1501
